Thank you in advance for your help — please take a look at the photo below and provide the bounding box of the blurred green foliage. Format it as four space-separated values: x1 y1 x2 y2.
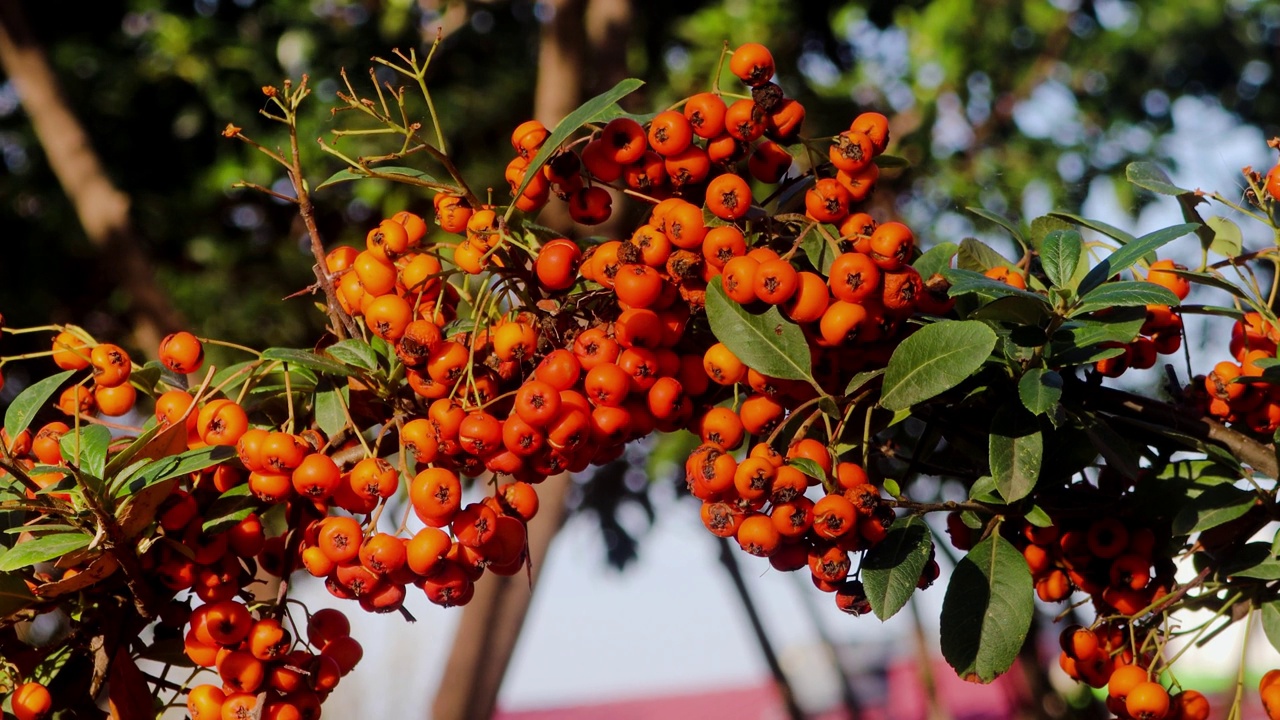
2 0 1275 348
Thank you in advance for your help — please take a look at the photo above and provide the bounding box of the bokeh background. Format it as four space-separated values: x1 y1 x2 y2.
2 0 1280 717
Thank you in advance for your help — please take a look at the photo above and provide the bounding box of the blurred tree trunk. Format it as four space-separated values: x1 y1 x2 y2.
0 2 182 352
429 472 573 720
430 2 635 719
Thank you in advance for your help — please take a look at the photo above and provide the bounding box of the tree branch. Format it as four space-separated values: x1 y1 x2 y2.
1072 381 1278 480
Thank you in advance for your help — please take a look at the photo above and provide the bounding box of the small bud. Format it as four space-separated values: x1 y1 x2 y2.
262 85 278 97
222 124 242 138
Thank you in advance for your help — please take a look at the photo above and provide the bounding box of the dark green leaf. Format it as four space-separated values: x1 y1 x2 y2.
1125 161 1191 196
315 380 350 438
1081 416 1142 480
315 165 439 191
969 295 1054 326
31 646 73 687
1222 543 1280 580
1078 223 1199 295
1070 282 1179 317
511 78 645 204
913 242 960 280
957 237 1017 272
1262 600 1280 655
261 347 355 377
1047 212 1137 245
202 484 257 534
940 535 1033 683
845 368 885 396
1050 307 1146 365
325 339 379 373
880 320 997 410
705 279 814 382
989 407 1042 503
942 269 1049 304
1172 484 1256 535
966 207 1026 250
116 446 237 498
58 424 112 481
1166 269 1251 300
0 532 91 571
872 154 910 169
1018 369 1062 416
4 370 76 439
129 362 164 396
862 516 933 621
800 229 836 275
1205 216 1243 257
1041 230 1082 289
0 573 35 617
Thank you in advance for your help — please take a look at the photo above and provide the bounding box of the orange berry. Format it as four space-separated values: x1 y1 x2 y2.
729 43 775 86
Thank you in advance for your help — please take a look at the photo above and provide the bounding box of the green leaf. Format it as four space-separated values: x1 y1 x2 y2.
0 573 35 617
1222 543 1280 580
315 165 439 191
59 424 112 481
845 368 885 396
117 445 237 498
989 407 1042 503
1171 484 1256 535
511 78 645 205
787 457 826 481
1047 212 1137 245
4 370 76 439
1028 215 1074 252
1262 600 1280 655
31 645 73 686
325 339 379 373
261 348 355 377
1041 230 1082 289
1018 369 1062 416
880 320 997 410
942 269 1049 304
202 484 257 534
940 534 1033 683
1078 223 1198 295
872 154 910 169
957 237 1017 272
966 207 1026 250
1024 505 1053 528
800 229 836 275
315 380 350 438
1205 216 1243 257
210 360 260 395
1050 307 1146 365
705 278 814 382
861 516 933 621
968 475 1001 504
102 423 165 479
1125 161 1191 196
129 361 164 396
0 532 91 571
1070 282 1180 317
1165 269 1250 300
913 241 959 280
969 295 1053 326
